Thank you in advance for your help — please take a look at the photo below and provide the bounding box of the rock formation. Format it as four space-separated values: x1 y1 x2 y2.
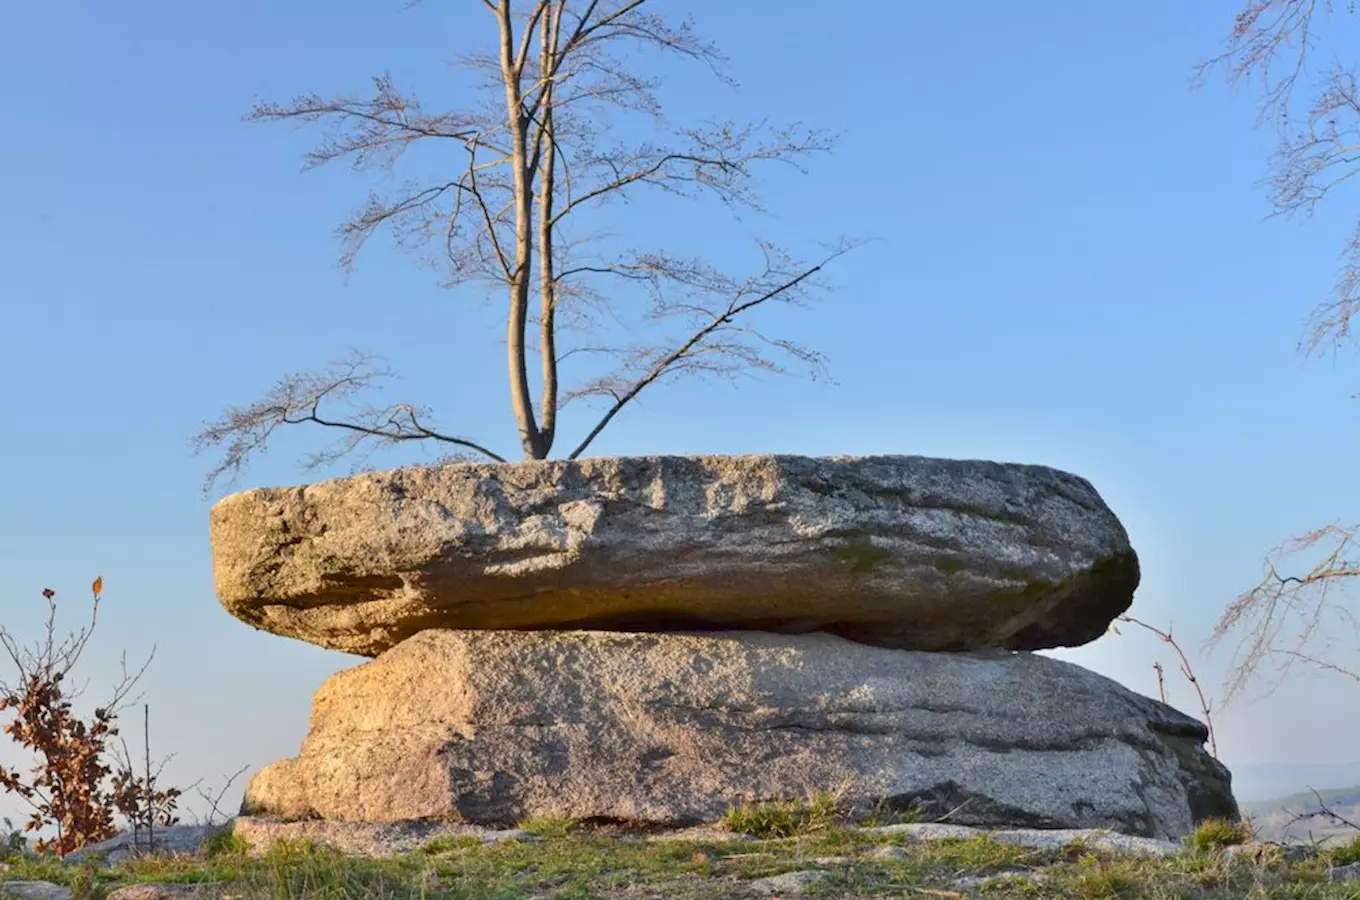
211 454 1234 839
242 630 1235 840
210 454 1138 657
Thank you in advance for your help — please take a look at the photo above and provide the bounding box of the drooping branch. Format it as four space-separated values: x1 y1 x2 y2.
191 351 506 493
1202 2 1360 351
247 73 495 170
1209 523 1360 701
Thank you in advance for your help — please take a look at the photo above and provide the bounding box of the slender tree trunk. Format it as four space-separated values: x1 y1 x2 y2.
144 704 153 853
498 0 547 460
537 8 560 455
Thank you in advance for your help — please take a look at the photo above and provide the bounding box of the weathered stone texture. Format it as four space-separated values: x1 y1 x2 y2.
210 455 1138 656
242 630 1234 839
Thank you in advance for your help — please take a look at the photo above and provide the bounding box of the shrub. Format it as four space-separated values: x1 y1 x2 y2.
203 825 251 858
0 579 181 856
1327 834 1360 867
1 816 27 860
722 792 842 838
1187 817 1252 852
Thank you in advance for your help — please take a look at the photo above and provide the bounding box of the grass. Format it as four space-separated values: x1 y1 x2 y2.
201 825 251 859
723 791 843 838
1326 834 1360 866
1188 817 1254 852
2 821 1360 899
515 813 576 840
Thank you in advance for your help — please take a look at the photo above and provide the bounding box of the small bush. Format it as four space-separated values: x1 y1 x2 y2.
1 816 27 860
203 825 251 858
262 837 324 861
1187 817 1252 852
0 579 182 857
1327 834 1360 866
1072 857 1141 900
722 792 842 838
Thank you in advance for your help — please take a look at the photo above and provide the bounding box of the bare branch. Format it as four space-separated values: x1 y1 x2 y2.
1202 3 1360 351
248 74 494 170
1209 523 1360 702
1114 616 1219 758
1278 787 1360 838
191 350 506 493
565 241 851 459
552 123 836 227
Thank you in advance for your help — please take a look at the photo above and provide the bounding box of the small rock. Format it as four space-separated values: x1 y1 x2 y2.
747 870 832 895
233 816 538 858
993 828 1181 858
860 823 1181 857
0 883 71 900
866 844 909 861
954 871 1052 891
1331 862 1360 883
480 829 535 844
66 825 215 867
106 886 225 900
865 823 976 841
648 826 755 843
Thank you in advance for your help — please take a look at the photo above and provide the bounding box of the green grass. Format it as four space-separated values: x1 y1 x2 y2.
1326 833 1360 866
514 813 576 839
1187 817 1254 852
857 802 924 829
201 824 251 859
2 824 1360 898
723 792 842 838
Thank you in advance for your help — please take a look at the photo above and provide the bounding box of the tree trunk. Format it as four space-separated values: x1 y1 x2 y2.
537 9 560 456
498 0 546 460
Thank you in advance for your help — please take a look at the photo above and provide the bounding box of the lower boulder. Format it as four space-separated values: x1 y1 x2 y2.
242 630 1235 840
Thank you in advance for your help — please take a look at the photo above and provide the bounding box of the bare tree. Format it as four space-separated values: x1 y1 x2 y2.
1201 1 1360 697
195 1 846 489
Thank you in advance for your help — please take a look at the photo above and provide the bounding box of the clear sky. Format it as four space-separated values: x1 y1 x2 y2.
3 0 1359 822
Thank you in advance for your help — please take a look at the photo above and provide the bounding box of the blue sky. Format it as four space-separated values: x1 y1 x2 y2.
3 0 1359 819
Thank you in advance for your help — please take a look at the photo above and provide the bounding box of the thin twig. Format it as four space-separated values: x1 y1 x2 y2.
1116 615 1219 758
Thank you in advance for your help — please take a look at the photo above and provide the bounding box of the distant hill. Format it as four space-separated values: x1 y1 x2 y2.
1242 785 1360 844
1229 761 1360 803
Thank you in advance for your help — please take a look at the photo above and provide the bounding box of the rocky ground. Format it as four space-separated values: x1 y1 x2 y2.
2 818 1359 899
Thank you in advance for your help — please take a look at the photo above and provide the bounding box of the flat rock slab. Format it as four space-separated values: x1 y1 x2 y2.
210 454 1138 656
231 817 535 858
229 817 1185 864
66 825 214 866
241 630 1235 840
0 885 71 900
862 823 1182 857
